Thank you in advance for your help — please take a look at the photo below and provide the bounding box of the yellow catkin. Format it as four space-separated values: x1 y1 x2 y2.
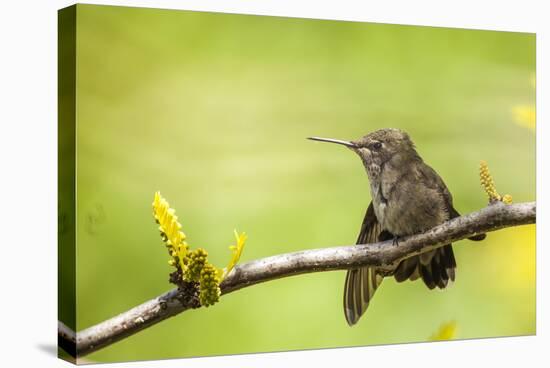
152 192 189 272
199 263 222 307
151 192 247 307
184 248 209 282
479 161 512 205
479 161 500 202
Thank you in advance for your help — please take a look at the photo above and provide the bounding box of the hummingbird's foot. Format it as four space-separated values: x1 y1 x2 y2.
392 236 400 247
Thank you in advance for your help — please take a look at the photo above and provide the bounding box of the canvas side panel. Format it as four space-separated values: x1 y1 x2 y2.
58 4 77 362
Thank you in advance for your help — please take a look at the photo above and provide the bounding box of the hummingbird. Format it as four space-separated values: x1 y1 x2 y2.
308 128 485 326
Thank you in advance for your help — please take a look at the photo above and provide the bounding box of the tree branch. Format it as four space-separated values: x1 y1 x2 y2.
61 201 535 358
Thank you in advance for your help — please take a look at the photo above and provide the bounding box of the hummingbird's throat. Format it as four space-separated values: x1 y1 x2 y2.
366 162 381 181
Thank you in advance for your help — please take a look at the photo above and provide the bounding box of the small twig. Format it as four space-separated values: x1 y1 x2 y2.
60 201 535 358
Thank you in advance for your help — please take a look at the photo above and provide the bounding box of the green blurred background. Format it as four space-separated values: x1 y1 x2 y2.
70 4 535 363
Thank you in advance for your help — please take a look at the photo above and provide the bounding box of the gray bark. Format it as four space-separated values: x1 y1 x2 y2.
62 201 535 358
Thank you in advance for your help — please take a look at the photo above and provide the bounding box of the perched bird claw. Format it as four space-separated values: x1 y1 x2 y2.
392 236 400 247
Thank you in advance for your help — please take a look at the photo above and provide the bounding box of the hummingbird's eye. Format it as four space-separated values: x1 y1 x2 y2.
372 142 382 150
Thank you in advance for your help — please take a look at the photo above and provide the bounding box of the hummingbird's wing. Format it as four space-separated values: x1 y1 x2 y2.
389 164 459 289
418 163 486 241
394 163 485 290
343 202 386 326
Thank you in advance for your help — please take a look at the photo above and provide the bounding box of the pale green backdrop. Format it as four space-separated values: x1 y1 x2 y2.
71 4 535 363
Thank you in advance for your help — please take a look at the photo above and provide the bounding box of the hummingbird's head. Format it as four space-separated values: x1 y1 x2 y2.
308 128 419 170
352 128 418 166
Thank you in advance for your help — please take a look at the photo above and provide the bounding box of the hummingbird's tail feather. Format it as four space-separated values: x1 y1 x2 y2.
394 256 418 282
343 267 383 326
394 245 456 290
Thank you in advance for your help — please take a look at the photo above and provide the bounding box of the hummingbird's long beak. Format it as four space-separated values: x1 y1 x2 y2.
307 136 357 148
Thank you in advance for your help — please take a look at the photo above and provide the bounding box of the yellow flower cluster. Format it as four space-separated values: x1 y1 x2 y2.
479 161 512 204
152 192 189 276
152 192 248 307
199 263 222 307
184 248 208 282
